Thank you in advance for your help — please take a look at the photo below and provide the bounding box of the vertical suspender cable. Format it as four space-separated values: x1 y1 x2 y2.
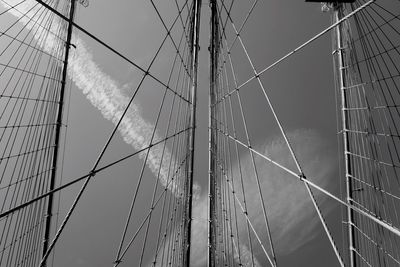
185 0 201 266
42 0 76 266
334 4 356 267
208 0 218 266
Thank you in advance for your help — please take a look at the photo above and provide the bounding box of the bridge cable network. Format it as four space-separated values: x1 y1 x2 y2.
0 0 399 266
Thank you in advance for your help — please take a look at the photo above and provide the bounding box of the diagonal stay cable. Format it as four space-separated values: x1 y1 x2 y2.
0 127 190 220
152 47 192 265
150 0 191 78
113 25 188 262
215 127 400 238
33 0 191 104
222 0 259 55
215 0 375 106
214 155 275 267
212 33 256 265
218 25 278 264
137 19 191 266
219 0 349 264
37 0 199 263
113 154 190 266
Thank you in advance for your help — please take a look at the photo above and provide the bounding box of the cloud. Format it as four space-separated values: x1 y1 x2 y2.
1 0 179 194
186 129 335 266
2 2 336 264
189 193 208 267
231 129 336 257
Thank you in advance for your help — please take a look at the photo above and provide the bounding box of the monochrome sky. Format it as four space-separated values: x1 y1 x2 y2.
0 0 350 266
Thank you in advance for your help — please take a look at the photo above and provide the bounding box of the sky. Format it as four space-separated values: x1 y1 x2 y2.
0 0 354 266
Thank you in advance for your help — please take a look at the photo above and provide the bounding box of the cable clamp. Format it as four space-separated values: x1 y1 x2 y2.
78 0 89 7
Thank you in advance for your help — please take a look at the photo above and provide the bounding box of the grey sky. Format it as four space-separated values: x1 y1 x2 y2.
0 0 353 266
54 0 345 266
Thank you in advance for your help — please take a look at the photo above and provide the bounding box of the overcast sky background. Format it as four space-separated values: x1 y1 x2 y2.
1 0 355 266
59 0 345 266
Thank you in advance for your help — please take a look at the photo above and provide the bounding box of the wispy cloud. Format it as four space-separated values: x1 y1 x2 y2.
2 2 336 264
2 0 179 194
232 129 335 257
187 129 335 266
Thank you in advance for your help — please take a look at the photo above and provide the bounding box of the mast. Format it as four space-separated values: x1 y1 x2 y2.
184 0 202 266
208 0 218 266
42 0 77 265
333 3 356 267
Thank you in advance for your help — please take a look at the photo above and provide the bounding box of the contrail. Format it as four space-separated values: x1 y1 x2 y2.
1 0 179 194
2 3 334 265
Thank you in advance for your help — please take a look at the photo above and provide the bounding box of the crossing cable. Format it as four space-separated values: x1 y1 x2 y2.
348 12 388 265
118 33 195 264
216 71 241 266
216 0 234 54
112 155 191 266
220 0 258 57
348 0 396 232
164 136 188 266
0 11 66 249
359 3 400 232
159 96 190 266
42 0 76 262
112 68 173 266
218 0 348 265
218 22 278 265
215 40 268 266
165 28 193 267
0 2 67 265
149 0 191 79
220 71 243 266
168 70 192 267
156 42 194 266
214 0 375 106
220 134 239 266
215 127 400 238
352 221 400 265
152 42 193 266
51 44 75 267
336 2 400 263
32 0 191 104
213 152 275 267
208 30 241 266
174 0 191 45
0 1 54 158
358 3 400 182
210 31 257 266
29 1 199 263
138 17 192 267
0 0 64 49
0 128 190 219
113 10 193 262
163 25 192 267
0 0 53 207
